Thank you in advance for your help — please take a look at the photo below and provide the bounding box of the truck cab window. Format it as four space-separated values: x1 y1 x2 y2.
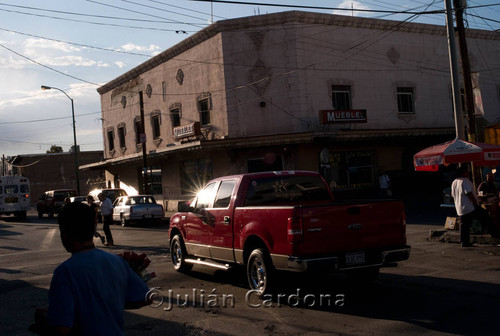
214 181 235 208
196 182 217 209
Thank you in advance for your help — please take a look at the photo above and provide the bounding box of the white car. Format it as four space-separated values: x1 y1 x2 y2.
112 195 164 226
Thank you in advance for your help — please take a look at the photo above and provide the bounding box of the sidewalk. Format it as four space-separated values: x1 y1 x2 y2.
429 228 500 245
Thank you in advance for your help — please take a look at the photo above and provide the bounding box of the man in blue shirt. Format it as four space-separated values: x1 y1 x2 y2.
36 202 151 335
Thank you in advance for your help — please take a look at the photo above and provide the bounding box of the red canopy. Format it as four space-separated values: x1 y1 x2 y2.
414 138 500 171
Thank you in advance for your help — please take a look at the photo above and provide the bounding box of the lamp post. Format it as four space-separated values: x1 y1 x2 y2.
41 85 80 195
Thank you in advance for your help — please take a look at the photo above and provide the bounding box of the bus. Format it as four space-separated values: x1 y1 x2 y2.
0 176 30 219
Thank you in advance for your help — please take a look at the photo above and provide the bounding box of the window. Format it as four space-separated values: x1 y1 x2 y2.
199 98 211 126
107 130 114 151
244 175 331 206
323 150 375 190
332 85 351 110
171 108 181 127
196 182 217 209
140 166 163 195
397 87 415 114
151 114 161 139
5 185 18 194
214 181 235 208
135 118 143 144
118 126 126 148
162 81 166 102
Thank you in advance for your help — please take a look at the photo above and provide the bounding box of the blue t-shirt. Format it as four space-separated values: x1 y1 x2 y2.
47 248 150 335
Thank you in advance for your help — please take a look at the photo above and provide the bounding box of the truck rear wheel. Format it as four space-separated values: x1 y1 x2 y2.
247 248 274 297
170 235 192 272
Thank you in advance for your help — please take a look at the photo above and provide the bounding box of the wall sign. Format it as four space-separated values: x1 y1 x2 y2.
173 122 201 140
320 109 367 123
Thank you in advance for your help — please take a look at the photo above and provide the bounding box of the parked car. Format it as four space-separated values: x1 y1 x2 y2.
37 189 77 218
88 188 128 205
69 196 88 204
112 195 164 226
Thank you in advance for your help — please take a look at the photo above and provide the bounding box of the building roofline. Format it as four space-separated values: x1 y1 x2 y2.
97 10 498 95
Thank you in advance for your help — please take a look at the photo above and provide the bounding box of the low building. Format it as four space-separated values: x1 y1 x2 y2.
82 11 500 211
9 151 104 203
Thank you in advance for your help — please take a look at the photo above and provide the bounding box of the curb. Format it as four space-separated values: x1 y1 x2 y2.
429 229 500 245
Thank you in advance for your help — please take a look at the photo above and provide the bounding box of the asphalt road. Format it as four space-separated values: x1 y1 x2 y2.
1 209 499 336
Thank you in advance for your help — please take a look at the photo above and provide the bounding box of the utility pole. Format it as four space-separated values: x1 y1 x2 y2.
444 0 465 140
453 0 476 142
139 91 149 194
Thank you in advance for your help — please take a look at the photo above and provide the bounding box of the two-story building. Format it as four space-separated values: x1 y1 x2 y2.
82 11 500 210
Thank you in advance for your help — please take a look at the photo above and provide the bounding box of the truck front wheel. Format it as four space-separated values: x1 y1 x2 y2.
170 235 192 272
247 248 274 297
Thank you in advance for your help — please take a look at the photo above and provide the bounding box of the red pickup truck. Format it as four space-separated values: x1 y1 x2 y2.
168 171 410 296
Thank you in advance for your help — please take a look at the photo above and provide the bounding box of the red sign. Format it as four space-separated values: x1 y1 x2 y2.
173 122 201 140
320 110 367 123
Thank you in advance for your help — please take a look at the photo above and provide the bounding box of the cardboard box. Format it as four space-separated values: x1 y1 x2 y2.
444 217 459 230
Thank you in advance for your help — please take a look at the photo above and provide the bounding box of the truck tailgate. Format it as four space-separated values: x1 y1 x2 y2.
295 200 406 255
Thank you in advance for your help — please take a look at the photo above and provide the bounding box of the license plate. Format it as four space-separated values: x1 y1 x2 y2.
5 197 18 203
346 252 365 265
144 214 152 219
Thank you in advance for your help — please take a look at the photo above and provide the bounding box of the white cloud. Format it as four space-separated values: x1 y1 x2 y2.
24 38 80 53
35 55 98 67
332 1 371 16
120 43 160 53
115 61 126 68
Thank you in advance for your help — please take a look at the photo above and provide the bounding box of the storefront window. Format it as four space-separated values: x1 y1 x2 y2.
140 166 162 195
325 150 375 189
180 159 213 195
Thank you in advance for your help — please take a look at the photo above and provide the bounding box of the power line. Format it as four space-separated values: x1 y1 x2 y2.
190 0 444 15
0 43 99 85
0 111 100 125
85 0 206 29
0 7 199 33
0 27 153 58
0 2 178 24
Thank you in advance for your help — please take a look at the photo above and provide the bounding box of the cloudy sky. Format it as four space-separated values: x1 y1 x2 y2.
0 0 499 157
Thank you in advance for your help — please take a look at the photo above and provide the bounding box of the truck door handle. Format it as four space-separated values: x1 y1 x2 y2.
224 216 231 225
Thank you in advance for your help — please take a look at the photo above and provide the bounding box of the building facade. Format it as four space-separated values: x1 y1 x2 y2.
83 11 500 210
9 151 104 203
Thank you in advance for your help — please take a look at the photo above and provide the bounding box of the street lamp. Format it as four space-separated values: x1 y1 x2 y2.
41 85 80 195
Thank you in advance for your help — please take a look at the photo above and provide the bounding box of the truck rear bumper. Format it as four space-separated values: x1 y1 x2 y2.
279 245 411 272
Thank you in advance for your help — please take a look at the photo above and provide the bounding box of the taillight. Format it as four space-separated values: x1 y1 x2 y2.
130 207 133 214
287 217 303 243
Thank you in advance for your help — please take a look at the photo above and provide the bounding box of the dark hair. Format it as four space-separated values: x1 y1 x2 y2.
457 165 469 177
58 202 95 242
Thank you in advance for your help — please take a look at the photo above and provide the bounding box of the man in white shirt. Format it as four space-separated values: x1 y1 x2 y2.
451 166 492 247
98 193 114 246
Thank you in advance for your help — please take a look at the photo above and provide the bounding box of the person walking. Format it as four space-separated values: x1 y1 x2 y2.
98 193 114 247
451 165 492 247
29 202 150 335
378 169 392 197
87 195 105 245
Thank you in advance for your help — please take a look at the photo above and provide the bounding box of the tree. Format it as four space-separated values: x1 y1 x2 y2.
47 145 63 153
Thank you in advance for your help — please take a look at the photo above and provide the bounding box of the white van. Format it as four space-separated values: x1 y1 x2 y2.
0 176 31 219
